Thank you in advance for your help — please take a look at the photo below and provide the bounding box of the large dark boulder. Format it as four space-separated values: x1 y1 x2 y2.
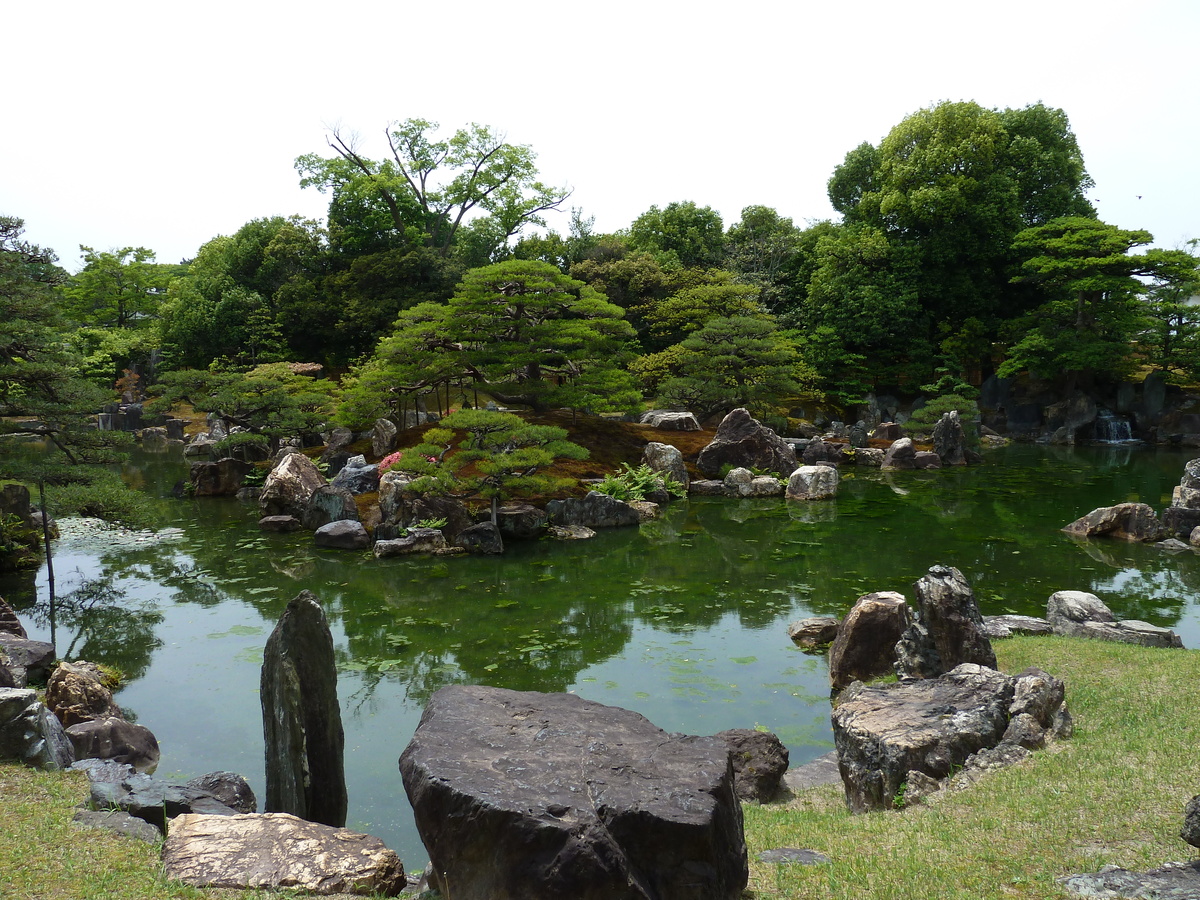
714 728 789 802
163 812 406 896
697 408 797 479
186 771 258 814
0 634 56 686
75 758 239 832
331 461 380 496
828 592 909 691
495 504 548 540
831 664 1015 813
190 458 253 497
400 685 748 900
456 522 504 555
1046 590 1183 648
0 687 74 770
45 661 122 727
302 485 359 531
932 410 968 466
65 716 160 772
260 452 327 519
1062 503 1165 542
261 591 347 828
894 565 996 680
313 520 370 551
546 491 641 529
881 438 917 470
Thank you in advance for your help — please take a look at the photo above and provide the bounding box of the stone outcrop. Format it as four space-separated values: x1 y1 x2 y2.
786 617 841 651
45 661 122 727
331 460 380 495
546 524 596 540
1062 502 1165 542
456 522 504 554
894 565 997 680
714 728 789 802
697 408 797 479
723 467 785 498
313 520 370 551
259 515 303 533
162 812 406 896
260 453 327 519
186 771 257 814
785 466 839 501
640 410 701 431
190 458 253 497
495 504 548 540
373 528 448 557
801 438 843 467
64 716 160 772
546 491 641 529
261 591 347 828
378 491 474 543
832 663 1067 813
400 684 748 900
302 485 359 531
881 437 916 470
0 634 56 686
643 441 689 491
932 410 968 465
828 592 909 691
75 758 240 832
0 687 74 769
0 597 27 639
1060 862 1200 899
371 418 398 458
72 808 162 843
1046 590 1183 648
1183 795 1200 849
981 615 1054 639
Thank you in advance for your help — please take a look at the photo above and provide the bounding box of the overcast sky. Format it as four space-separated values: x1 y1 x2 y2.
6 0 1197 271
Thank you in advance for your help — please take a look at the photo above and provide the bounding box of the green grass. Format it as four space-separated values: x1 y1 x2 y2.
3 636 1198 899
744 636 1200 899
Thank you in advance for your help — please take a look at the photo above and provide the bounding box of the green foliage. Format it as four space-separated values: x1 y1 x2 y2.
1139 242 1200 380
210 431 270 458
391 409 588 522
46 472 157 530
0 511 41 573
594 463 685 502
628 201 725 269
149 363 338 440
61 246 171 330
904 369 980 442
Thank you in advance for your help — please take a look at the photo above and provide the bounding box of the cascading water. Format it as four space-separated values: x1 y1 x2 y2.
1093 408 1135 443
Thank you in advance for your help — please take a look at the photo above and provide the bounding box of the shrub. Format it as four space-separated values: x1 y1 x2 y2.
47 473 158 530
594 463 685 502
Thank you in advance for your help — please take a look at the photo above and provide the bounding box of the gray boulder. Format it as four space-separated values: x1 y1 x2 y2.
313 520 370 551
186 771 258 814
546 491 641 529
881 437 917 470
697 408 797 479
331 462 380 496
373 529 449 557
894 565 997 680
982 615 1054 639
260 453 327 519
1060 862 1200 899
639 410 701 431
832 664 1016 813
932 410 968 465
786 617 840 651
65 716 160 772
801 438 843 466
302 485 360 531
1062 503 1165 542
546 525 596 540
456 522 504 555
259 515 303 533
495 504 548 540
1047 590 1183 648
371 418 398 458
1183 794 1200 849
0 687 75 769
828 592 909 691
45 661 122 727
0 634 56 686
75 758 238 832
190 458 254 497
643 441 689 491
163 812 406 896
785 466 839 501
914 450 943 469
689 480 728 496
0 596 27 639
715 728 789 802
72 808 162 843
400 684 748 900
261 591 347 827
724 467 783 498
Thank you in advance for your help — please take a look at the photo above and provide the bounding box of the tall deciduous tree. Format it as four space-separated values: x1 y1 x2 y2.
628 201 725 269
61 246 172 329
297 119 569 262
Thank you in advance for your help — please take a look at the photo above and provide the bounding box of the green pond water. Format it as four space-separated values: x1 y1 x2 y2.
5 442 1200 867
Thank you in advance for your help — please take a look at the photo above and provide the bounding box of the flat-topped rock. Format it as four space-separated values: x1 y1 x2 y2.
1062 503 1165 542
400 684 748 900
639 410 701 431
1047 590 1183 648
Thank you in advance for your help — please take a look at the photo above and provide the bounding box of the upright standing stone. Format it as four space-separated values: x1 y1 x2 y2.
895 565 996 680
261 591 347 828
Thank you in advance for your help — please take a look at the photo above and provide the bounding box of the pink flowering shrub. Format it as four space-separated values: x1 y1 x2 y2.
379 451 403 473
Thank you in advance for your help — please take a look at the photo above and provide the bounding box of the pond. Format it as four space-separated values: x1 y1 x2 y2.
4 442 1200 868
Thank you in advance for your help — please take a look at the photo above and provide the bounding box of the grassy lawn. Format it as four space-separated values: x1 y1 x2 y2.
3 635 1197 899
745 636 1200 899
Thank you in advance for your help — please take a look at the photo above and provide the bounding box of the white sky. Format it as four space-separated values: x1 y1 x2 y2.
5 0 1197 270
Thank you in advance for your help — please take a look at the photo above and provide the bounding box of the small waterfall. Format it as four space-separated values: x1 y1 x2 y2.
1093 409 1134 443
